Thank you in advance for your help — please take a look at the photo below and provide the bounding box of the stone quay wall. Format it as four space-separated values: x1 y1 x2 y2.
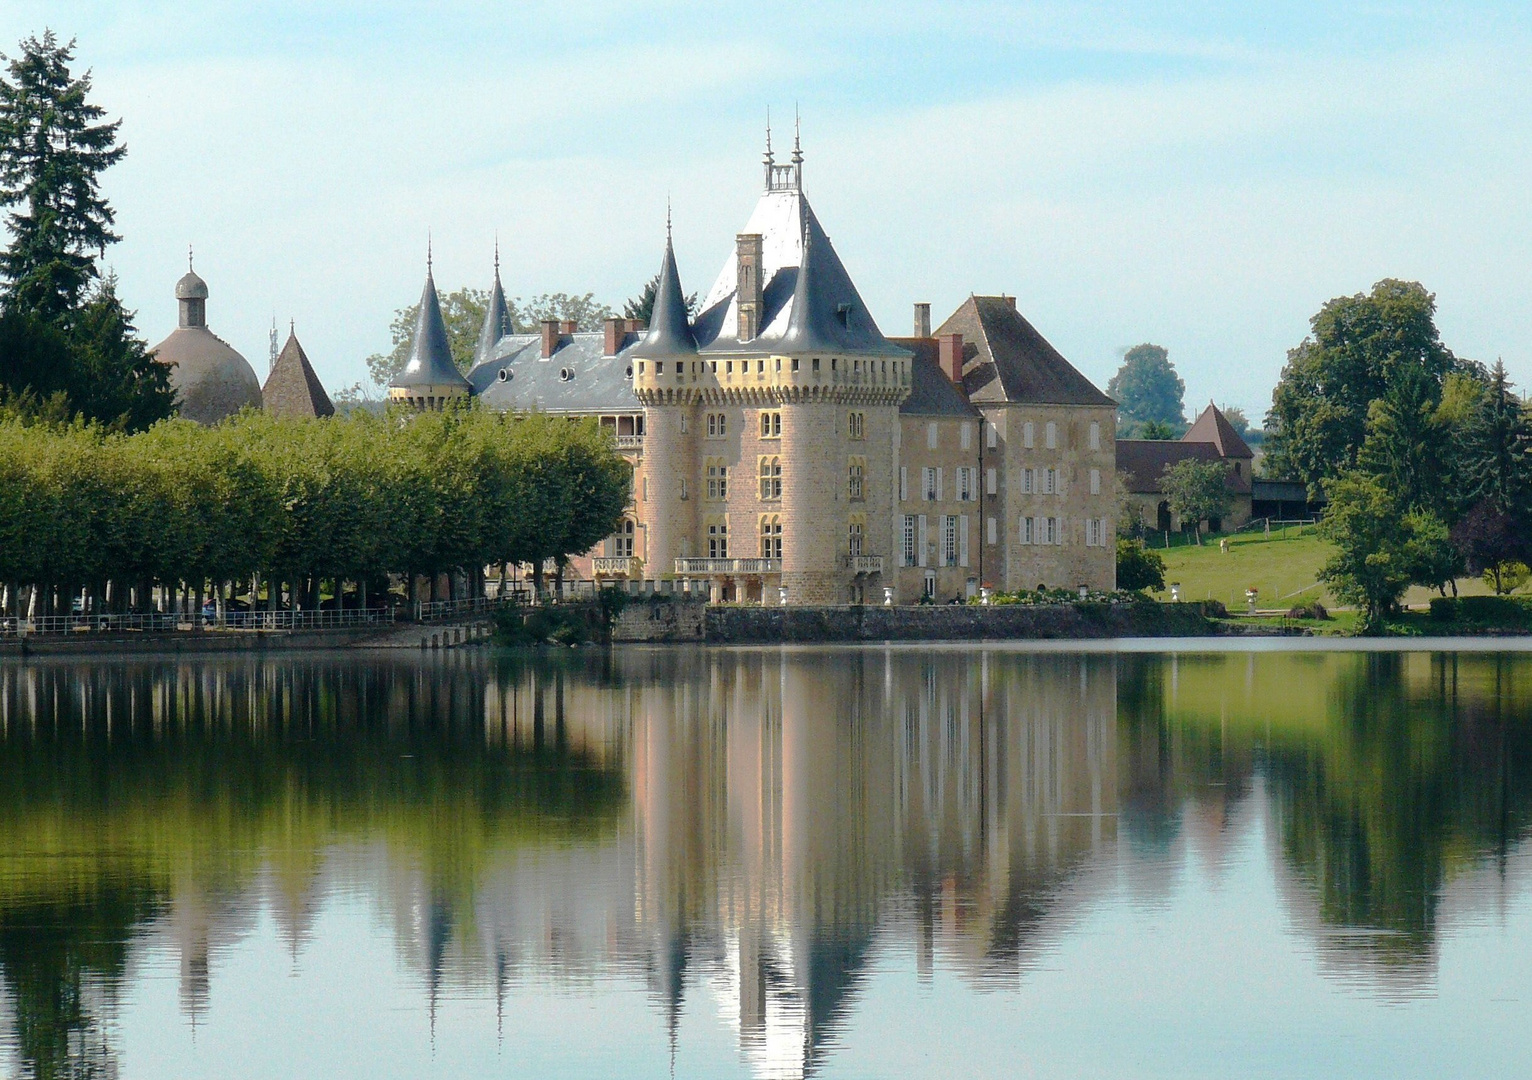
613 599 1215 644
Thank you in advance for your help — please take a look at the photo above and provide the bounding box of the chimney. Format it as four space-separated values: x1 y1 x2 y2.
540 319 560 359
559 319 578 335
603 316 625 357
913 302 931 338
625 317 645 335
1002 294 1016 310
938 333 965 392
736 233 763 341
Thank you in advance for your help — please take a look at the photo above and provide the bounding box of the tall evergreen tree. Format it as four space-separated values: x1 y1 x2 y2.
1459 360 1532 519
0 32 125 320
1357 362 1446 515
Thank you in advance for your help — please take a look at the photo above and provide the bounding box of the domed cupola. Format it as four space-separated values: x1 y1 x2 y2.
152 250 264 424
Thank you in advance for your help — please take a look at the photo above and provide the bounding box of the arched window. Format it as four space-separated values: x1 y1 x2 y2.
759 456 782 500
760 515 782 560
615 518 635 558
847 518 864 556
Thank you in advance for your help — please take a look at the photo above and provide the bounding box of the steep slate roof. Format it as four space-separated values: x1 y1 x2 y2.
391 268 472 390
1182 402 1253 459
934 296 1114 407
889 338 980 417
262 330 334 418
689 189 906 358
468 333 642 414
475 263 514 368
1118 439 1252 495
631 234 697 359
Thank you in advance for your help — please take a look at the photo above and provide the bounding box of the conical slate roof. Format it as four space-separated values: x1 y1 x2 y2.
263 330 335 419
391 269 470 390
475 263 513 368
631 235 697 358
1182 402 1253 458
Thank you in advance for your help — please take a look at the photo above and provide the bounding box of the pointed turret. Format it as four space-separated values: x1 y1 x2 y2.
632 229 696 359
778 207 864 354
475 245 513 368
388 258 471 410
263 328 335 418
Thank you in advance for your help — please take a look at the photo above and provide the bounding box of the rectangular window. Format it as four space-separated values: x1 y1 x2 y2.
986 422 997 449
792 358 800 372
1045 421 1057 449
1090 468 1101 495
1023 421 1035 449
958 514 970 567
902 515 916 566
987 516 997 545
960 424 972 451
848 412 865 440
759 456 782 501
679 414 687 434
918 515 929 567
679 478 688 500
1086 518 1102 547
927 422 938 449
1021 516 1034 545
942 516 958 567
1043 467 1056 495
707 519 728 559
1021 468 1034 495
642 476 649 502
848 520 863 556
1089 421 1101 450
1046 516 1059 545
986 467 997 496
705 461 729 501
847 458 865 501
923 467 937 502
958 467 974 502
899 466 908 502
936 468 944 501
760 410 781 438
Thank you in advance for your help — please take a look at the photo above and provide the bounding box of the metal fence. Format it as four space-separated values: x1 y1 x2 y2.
1 608 395 638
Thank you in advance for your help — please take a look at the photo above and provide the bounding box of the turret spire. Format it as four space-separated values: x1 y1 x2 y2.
475 245 513 368
632 218 697 358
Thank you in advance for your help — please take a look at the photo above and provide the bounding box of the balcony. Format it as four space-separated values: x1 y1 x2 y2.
845 555 885 574
674 558 781 575
615 434 644 450
592 556 640 577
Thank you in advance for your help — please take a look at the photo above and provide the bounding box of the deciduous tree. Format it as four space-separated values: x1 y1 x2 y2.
1108 344 1184 427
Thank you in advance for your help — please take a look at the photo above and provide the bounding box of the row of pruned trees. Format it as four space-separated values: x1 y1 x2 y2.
0 406 631 619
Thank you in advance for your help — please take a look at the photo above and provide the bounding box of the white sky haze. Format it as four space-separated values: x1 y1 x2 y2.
3 1 1529 419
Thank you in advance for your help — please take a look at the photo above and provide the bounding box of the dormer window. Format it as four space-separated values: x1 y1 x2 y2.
836 303 851 328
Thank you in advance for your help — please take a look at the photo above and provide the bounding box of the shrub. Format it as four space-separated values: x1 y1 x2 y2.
1429 597 1459 621
1287 601 1330 620
1200 599 1229 618
1115 538 1166 592
1455 596 1528 624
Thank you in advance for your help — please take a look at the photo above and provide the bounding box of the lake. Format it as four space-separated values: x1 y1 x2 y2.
1 643 1529 1078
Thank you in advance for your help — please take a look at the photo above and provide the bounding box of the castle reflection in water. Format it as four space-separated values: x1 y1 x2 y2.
0 647 1528 1079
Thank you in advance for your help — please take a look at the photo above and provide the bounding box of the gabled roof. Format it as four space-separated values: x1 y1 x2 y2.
888 338 980 417
475 265 513 368
1118 439 1252 495
934 295 1114 407
391 269 471 390
690 189 906 357
1182 402 1253 458
262 330 334 419
631 234 697 359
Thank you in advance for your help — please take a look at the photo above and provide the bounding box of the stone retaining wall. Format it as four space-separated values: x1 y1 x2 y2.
614 599 1214 643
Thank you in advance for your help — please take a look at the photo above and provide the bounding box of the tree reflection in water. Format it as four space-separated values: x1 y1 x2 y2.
0 647 1528 1078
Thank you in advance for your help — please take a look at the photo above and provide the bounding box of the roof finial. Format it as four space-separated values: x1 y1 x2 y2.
493 232 499 276
765 106 773 160
792 107 803 189
187 244 194 273
290 317 295 335
666 196 672 240
427 230 433 273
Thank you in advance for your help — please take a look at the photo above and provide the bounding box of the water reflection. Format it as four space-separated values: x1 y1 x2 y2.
0 647 1529 1078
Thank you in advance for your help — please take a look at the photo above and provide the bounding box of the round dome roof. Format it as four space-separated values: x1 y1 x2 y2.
152 326 263 424
175 270 209 300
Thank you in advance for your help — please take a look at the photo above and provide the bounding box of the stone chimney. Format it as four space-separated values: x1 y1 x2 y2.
540 319 560 359
559 319 578 335
913 302 931 338
624 317 645 335
1002 294 1016 310
603 316 625 357
938 333 965 392
736 233 763 341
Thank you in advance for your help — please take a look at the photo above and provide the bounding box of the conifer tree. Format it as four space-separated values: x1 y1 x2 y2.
1460 360 1532 520
0 32 125 320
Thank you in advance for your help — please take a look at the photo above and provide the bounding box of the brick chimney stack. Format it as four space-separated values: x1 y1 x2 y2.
540 319 560 359
603 316 625 357
736 233 763 341
938 333 965 392
559 319 578 335
913 302 931 338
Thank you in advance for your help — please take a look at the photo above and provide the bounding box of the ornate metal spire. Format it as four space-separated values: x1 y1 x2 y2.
792 107 803 190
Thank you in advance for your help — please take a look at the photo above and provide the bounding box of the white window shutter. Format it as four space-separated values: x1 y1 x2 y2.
918 515 928 567
959 515 970 567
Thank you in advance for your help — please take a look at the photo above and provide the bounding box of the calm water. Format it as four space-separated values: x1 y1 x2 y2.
1 644 1531 1079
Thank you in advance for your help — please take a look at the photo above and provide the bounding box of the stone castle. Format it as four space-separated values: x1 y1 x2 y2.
159 138 1118 602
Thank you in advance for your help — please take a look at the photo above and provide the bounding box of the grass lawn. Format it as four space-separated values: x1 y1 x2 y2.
1143 522 1517 613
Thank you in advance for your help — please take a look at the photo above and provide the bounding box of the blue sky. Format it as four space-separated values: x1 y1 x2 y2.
4 1 1530 419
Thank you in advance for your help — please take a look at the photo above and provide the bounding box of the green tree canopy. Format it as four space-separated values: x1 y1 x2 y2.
1160 458 1232 541
1316 473 1417 629
1116 538 1166 592
1265 279 1458 490
1459 360 1532 520
1108 344 1184 427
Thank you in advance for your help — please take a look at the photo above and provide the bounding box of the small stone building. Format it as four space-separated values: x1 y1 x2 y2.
262 328 334 419
1118 403 1254 535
